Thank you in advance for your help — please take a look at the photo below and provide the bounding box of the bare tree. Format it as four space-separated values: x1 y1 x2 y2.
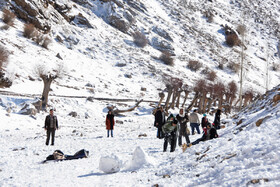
34 63 65 110
181 84 190 107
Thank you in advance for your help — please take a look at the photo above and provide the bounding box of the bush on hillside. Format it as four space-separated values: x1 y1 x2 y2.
2 8 16 26
226 33 239 47
132 31 148 48
187 60 202 72
217 61 224 70
272 62 279 71
23 23 36 39
227 62 240 73
206 70 217 82
159 51 174 66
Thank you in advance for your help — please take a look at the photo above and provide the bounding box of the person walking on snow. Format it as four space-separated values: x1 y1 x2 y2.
201 113 209 128
106 110 115 137
44 109 58 146
162 114 178 152
189 109 200 135
154 106 166 139
213 109 221 129
176 108 190 146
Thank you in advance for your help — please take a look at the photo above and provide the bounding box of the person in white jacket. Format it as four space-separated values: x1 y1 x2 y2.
189 109 200 135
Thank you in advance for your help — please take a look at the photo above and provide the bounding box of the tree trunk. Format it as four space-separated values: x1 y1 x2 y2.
175 91 182 108
206 98 213 113
202 97 208 114
186 92 199 113
181 91 189 107
41 78 53 110
114 99 143 114
165 88 173 112
157 95 165 107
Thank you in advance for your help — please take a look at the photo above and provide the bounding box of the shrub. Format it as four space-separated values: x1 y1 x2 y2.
132 31 148 48
206 70 217 82
226 33 239 47
187 60 202 72
2 8 16 26
23 23 36 39
34 31 44 45
236 25 246 36
0 46 9 69
160 51 174 66
227 62 240 73
42 36 52 49
0 70 12 88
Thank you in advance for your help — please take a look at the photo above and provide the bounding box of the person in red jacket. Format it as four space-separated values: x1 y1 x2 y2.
106 110 115 137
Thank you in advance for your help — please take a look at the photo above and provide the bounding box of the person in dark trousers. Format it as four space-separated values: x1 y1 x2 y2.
176 108 190 146
154 106 165 139
191 123 218 146
201 113 209 128
213 109 221 129
44 109 58 146
189 109 200 135
106 110 115 137
162 114 178 152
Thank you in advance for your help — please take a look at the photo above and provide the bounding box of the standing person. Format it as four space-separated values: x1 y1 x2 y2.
213 109 221 129
189 109 200 135
201 113 209 128
176 108 190 146
154 106 165 139
44 109 58 146
106 110 115 137
162 114 178 152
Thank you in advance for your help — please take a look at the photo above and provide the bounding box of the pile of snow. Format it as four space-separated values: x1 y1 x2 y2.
99 154 122 174
124 146 154 171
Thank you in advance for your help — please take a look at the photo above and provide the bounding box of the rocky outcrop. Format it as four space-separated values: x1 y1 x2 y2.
151 37 175 55
152 26 173 42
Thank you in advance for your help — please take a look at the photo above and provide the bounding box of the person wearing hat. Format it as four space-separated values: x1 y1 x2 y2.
106 110 115 137
176 108 190 146
44 109 58 146
162 114 178 152
201 113 209 128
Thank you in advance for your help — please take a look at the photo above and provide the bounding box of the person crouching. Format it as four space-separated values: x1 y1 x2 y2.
162 114 178 152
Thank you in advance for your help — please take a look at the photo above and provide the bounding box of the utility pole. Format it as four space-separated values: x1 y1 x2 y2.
239 31 245 111
266 43 269 92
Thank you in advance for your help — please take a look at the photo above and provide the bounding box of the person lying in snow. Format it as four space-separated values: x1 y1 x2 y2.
182 123 218 152
43 149 89 163
162 114 178 152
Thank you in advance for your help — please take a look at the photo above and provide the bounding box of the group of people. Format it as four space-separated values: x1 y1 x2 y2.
154 106 221 152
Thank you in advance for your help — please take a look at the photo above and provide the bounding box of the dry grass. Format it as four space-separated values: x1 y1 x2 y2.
206 70 217 82
187 60 202 72
2 9 16 26
132 31 148 48
23 23 36 39
159 51 174 66
227 62 240 73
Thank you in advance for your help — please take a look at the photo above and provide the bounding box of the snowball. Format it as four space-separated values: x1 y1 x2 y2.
99 155 122 174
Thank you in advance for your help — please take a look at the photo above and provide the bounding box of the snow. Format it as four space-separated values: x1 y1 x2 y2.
0 0 280 186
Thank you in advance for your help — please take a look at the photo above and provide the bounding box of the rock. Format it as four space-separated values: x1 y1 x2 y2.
124 74 132 78
86 97 94 102
237 119 243 125
116 120 123 124
273 94 280 106
18 103 37 115
152 26 173 42
163 174 171 178
138 133 147 137
72 13 93 28
151 37 175 55
141 87 147 91
56 53 63 60
116 63 127 67
85 83 95 87
69 111 78 117
108 15 130 33
256 116 271 127
127 0 147 13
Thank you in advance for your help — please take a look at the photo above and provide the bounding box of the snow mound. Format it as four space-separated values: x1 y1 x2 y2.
99 155 122 174
124 146 153 171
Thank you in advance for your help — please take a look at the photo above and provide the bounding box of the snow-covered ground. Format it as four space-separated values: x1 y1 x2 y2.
0 85 280 186
0 0 280 186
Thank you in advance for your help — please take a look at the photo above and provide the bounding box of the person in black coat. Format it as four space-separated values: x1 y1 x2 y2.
176 108 190 146
213 109 221 129
154 106 165 139
44 109 58 145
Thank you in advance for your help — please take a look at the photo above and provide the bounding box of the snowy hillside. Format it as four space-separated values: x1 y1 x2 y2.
0 0 280 186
